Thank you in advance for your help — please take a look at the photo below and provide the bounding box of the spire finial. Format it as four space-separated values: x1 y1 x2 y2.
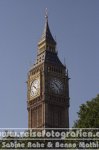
64 57 66 67
45 8 48 21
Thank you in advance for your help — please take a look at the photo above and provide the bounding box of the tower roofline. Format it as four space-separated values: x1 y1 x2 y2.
38 10 56 46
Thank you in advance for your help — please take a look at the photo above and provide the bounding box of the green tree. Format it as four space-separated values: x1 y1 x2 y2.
73 94 99 128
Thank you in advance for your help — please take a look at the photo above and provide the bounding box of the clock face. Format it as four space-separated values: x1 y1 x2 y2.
50 78 63 94
30 78 40 97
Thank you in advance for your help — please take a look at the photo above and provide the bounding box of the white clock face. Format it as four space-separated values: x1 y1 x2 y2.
30 78 40 97
50 78 63 94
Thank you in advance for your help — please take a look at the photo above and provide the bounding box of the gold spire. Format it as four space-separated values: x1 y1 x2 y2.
45 8 48 22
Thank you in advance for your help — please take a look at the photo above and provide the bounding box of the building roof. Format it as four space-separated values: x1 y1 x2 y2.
38 13 56 46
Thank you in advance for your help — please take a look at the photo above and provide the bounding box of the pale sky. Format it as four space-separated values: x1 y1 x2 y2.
0 0 99 128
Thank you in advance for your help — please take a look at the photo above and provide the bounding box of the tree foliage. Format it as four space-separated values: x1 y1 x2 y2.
73 94 99 128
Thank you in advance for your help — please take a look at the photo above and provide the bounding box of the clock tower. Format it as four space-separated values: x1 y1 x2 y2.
27 13 70 128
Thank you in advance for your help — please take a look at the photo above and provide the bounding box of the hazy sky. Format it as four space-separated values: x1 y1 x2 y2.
0 0 99 128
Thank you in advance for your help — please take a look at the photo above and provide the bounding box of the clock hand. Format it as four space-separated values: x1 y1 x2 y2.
54 82 59 89
33 86 37 90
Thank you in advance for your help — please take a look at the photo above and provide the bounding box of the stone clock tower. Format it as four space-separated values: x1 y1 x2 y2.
27 14 70 128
